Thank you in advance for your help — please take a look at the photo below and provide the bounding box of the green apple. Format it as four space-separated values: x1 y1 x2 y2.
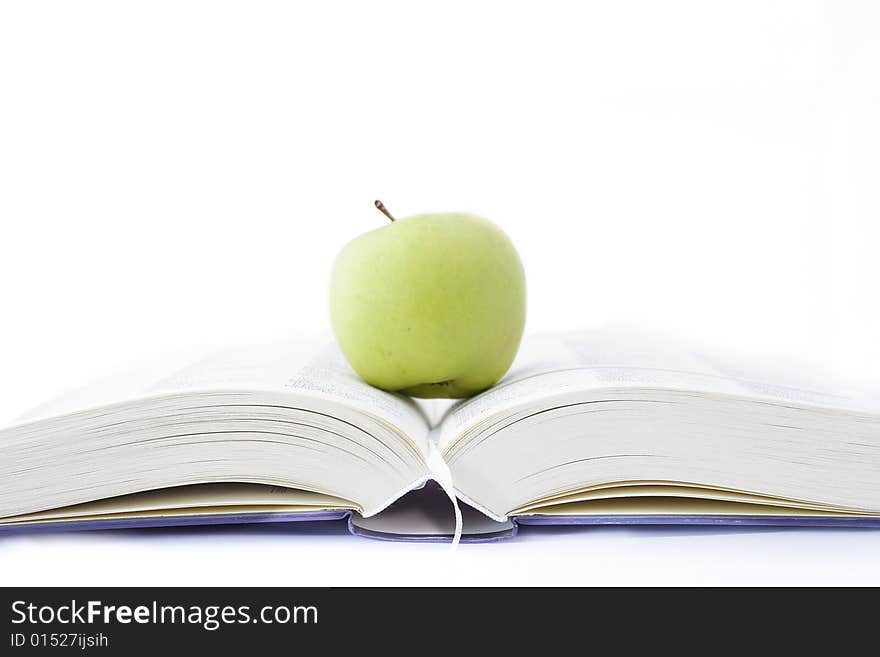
330 201 526 398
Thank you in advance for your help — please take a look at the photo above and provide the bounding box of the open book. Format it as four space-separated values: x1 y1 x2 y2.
2 330 879 542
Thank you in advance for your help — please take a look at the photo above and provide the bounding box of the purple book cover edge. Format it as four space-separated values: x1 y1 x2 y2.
4 511 880 543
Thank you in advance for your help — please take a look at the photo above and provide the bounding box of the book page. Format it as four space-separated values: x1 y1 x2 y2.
1 483 354 524
437 329 877 450
282 345 430 447
13 340 430 453
519 496 878 517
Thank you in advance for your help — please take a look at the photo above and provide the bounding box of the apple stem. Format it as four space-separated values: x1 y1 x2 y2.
374 200 396 222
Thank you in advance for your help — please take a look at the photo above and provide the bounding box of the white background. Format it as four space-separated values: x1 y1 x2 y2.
2 1 879 586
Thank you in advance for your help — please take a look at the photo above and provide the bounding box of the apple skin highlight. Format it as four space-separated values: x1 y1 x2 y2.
330 210 526 398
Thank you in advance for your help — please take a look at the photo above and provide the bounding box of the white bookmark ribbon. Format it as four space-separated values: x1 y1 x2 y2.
426 442 462 547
